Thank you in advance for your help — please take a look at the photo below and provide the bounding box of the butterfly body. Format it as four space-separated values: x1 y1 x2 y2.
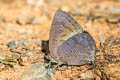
49 10 96 65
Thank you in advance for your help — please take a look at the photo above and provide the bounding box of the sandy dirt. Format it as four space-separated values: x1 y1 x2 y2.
0 0 120 80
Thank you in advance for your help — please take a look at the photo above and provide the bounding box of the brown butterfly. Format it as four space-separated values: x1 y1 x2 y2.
49 10 96 65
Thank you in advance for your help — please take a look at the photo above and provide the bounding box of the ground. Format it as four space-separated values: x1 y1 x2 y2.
0 0 120 80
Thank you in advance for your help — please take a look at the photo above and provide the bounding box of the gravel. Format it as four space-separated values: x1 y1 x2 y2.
20 62 55 80
7 40 18 49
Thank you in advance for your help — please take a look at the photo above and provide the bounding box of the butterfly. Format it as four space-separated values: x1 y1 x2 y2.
49 10 96 65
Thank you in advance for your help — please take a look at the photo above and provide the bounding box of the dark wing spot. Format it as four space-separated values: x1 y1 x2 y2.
71 37 78 45
66 42 70 45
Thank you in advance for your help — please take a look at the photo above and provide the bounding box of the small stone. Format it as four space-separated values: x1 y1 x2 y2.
17 15 34 25
85 22 92 27
36 40 42 46
7 40 17 48
12 53 19 59
13 65 21 69
32 18 41 24
20 62 55 80
80 70 94 79
108 6 120 13
98 33 104 40
18 38 27 46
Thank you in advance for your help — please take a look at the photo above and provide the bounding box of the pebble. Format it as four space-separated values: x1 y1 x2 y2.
80 70 94 79
17 15 34 25
32 18 41 24
7 40 17 48
18 38 27 46
85 22 92 27
36 40 42 46
20 62 55 80
98 33 104 40
13 65 21 69
108 6 120 13
12 53 19 59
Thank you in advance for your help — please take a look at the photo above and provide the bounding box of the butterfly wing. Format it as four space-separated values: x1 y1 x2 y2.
49 10 83 61
57 32 96 65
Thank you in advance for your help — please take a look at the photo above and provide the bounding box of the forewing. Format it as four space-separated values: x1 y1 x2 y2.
49 10 83 60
